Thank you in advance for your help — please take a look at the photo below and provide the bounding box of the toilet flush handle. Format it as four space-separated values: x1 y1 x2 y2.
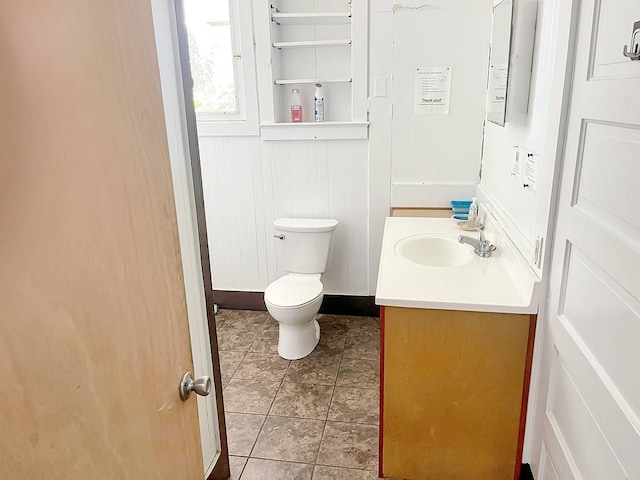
274 234 285 240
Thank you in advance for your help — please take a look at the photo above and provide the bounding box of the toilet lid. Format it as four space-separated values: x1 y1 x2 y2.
265 275 323 308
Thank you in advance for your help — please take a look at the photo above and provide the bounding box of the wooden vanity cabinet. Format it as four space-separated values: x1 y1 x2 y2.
379 306 536 480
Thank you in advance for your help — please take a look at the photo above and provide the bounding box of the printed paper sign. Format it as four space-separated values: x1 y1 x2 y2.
523 152 539 191
512 146 522 178
487 64 508 114
414 67 452 115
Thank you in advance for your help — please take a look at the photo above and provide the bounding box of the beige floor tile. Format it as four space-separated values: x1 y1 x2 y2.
328 387 379 425
249 329 280 355
336 358 379 389
251 416 325 464
319 328 348 347
225 413 265 457
316 422 379 470
221 311 384 476
344 316 380 335
316 315 349 333
229 456 248 480
234 353 290 381
218 324 257 352
240 458 313 480
220 309 269 328
314 330 347 357
286 352 341 385
219 351 245 386
269 380 334 420
214 309 238 321
312 466 381 480
343 331 380 360
262 317 279 333
224 378 281 414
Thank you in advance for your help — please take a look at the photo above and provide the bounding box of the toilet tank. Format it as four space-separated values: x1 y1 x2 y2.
274 218 338 274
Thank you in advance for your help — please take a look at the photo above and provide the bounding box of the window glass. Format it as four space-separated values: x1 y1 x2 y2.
183 0 237 114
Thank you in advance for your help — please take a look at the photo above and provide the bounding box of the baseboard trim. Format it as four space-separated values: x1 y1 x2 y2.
520 463 534 480
213 290 266 311
213 290 379 317
320 295 379 317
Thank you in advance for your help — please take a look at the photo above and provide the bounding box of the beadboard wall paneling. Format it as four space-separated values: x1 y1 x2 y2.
199 137 369 295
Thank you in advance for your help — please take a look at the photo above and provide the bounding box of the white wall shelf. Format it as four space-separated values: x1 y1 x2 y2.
271 12 351 25
254 0 368 140
260 122 369 141
274 78 352 85
272 39 351 49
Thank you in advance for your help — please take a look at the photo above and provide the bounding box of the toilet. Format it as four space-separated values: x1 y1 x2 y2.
264 218 338 360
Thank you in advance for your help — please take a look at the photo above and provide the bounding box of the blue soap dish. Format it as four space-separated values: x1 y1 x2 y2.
451 200 472 216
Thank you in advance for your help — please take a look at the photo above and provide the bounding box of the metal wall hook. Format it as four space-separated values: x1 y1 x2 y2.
274 234 285 240
623 21 640 61
623 45 640 60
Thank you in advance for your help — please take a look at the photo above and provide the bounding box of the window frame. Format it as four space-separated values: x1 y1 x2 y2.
187 0 259 136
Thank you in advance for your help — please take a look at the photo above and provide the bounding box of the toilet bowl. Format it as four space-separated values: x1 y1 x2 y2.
264 218 338 360
265 274 323 360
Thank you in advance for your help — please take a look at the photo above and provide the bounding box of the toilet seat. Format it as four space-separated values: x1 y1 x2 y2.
264 274 323 309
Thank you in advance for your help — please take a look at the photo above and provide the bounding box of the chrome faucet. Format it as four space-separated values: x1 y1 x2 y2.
458 227 496 258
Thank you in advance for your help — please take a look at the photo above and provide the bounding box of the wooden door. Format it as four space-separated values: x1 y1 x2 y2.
0 1 204 478
540 1 640 478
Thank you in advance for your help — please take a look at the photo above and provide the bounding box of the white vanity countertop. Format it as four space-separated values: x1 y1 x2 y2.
375 216 542 314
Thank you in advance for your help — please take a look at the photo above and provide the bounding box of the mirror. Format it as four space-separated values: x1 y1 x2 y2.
486 0 537 126
486 0 513 126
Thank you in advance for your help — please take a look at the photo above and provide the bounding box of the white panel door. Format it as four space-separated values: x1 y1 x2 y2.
542 1 640 478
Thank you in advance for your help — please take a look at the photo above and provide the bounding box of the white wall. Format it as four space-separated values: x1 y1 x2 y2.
388 1 493 207
199 136 370 295
202 0 494 296
478 0 570 273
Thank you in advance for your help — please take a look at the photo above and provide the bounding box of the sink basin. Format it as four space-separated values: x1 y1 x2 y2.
396 236 474 268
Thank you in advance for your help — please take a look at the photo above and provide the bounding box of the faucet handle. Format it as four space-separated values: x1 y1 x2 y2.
476 226 486 243
477 227 496 255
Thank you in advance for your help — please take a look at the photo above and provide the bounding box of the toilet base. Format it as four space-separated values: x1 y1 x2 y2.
277 318 320 360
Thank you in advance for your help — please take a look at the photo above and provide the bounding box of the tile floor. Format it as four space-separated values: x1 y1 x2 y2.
216 309 391 480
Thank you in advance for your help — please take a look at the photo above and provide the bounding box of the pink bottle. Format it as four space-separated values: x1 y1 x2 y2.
290 88 303 123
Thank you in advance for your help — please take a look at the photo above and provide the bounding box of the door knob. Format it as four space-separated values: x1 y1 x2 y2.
179 372 212 401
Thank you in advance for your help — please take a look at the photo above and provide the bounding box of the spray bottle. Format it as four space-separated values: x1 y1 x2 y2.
314 83 324 122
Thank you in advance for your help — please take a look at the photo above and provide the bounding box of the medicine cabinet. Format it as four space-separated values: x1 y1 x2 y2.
486 0 537 126
253 0 368 140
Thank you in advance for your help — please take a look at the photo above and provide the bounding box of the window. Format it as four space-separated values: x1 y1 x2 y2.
184 0 236 114
182 0 259 135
